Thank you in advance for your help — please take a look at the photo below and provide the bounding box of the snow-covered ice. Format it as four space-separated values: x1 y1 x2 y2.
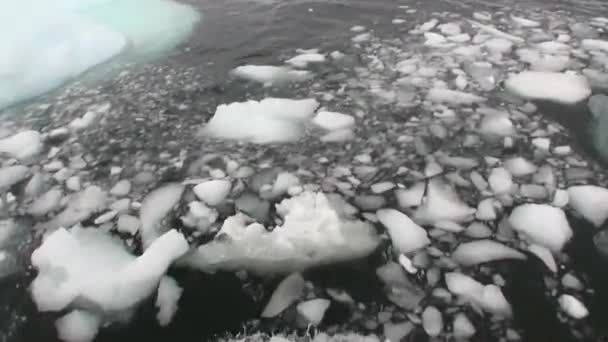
567 185 608 227
377 209 430 254
185 191 380 274
508 204 572 251
200 98 319 143
504 72 591 104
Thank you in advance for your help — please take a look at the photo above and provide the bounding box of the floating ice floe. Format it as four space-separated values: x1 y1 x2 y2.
504 71 591 104
231 65 312 85
262 273 305 318
0 165 29 189
558 294 589 319
0 131 42 161
55 310 101 342
312 111 356 131
156 275 182 327
422 306 443 337
140 183 184 248
377 208 430 254
184 191 380 274
445 272 512 317
0 0 200 109
508 204 572 251
452 240 525 266
286 52 326 68
31 227 187 341
297 298 331 325
426 88 486 105
568 185 608 227
193 179 231 206
200 98 319 143
413 179 476 226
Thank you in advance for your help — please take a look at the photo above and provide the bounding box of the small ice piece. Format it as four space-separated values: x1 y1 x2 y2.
193 179 231 206
28 189 62 216
231 65 312 85
384 321 414 342
511 15 540 27
419 19 439 32
581 39 608 53
352 33 371 43
296 298 330 325
567 185 608 227
351 25 366 32
0 131 42 160
479 111 515 138
140 183 185 248
286 53 326 68
398 254 417 274
377 209 430 254
320 128 354 142
427 88 485 105
445 272 512 317
0 165 28 189
488 167 513 194
476 198 496 221
110 180 131 197
371 182 395 194
452 240 525 266
468 20 524 43
200 98 319 143
504 157 537 177
439 23 461 36
484 38 513 54
262 273 305 318
116 215 141 235
55 310 101 342
155 276 182 327
532 138 551 150
452 312 476 339
395 183 425 207
508 204 572 251
528 244 557 272
422 306 443 337
414 179 476 225
504 72 591 104
552 189 569 207
312 111 355 131
424 32 447 46
558 294 589 319
69 111 98 131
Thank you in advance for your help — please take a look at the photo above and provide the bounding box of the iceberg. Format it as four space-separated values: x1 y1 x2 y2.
0 0 200 109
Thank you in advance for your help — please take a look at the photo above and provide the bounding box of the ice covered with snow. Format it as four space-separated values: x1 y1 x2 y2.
140 183 184 248
193 179 231 206
0 131 42 160
508 204 572 251
504 72 591 104
232 65 312 85
413 179 476 226
312 111 356 131
185 191 380 274
567 185 608 227
156 275 182 327
377 209 430 254
0 0 200 109
452 240 525 266
200 98 319 143
55 310 101 342
31 227 188 316
445 272 512 317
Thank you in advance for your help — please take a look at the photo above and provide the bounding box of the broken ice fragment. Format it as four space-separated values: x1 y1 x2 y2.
55 310 101 342
377 209 430 254
505 72 591 104
508 204 572 251
376 262 424 310
296 298 330 325
452 240 525 266
567 185 608 227
231 65 312 85
558 294 588 319
155 276 182 327
414 179 476 225
193 179 231 206
427 88 485 105
0 131 42 161
140 183 184 248
261 273 305 318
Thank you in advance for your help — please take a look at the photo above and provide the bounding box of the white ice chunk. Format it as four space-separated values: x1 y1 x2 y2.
377 209 430 254
505 72 591 104
262 273 305 318
413 179 476 225
422 306 443 337
140 183 184 249
312 111 356 131
484 38 513 54
439 23 461 36
445 272 512 317
286 53 326 68
488 167 513 194
31 227 188 314
558 294 588 319
468 20 524 43
427 88 485 105
582 39 608 53
55 310 101 342
0 165 28 189
0 131 42 160
395 183 425 207
567 185 608 226
452 313 476 339
511 15 540 27
232 65 312 85
28 188 63 216
452 240 525 266
155 275 182 327
186 192 380 274
509 204 572 251
193 179 231 206
200 98 319 143
479 111 515 138
297 298 331 325
504 157 537 177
